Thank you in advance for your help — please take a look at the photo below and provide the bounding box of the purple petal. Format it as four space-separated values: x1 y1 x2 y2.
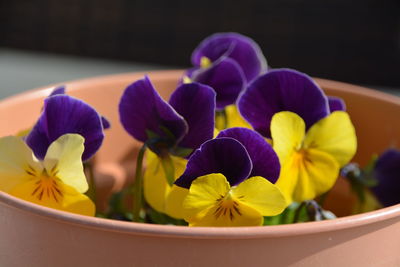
175 138 252 188
169 82 216 153
119 76 188 144
238 69 329 138
328 96 346 112
191 32 267 82
26 95 104 161
101 116 111 130
48 86 110 130
371 149 400 207
49 85 66 96
191 58 246 109
217 127 280 183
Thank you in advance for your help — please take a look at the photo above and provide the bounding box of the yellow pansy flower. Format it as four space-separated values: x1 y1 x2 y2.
0 134 95 216
174 129 287 227
271 111 357 203
183 174 286 227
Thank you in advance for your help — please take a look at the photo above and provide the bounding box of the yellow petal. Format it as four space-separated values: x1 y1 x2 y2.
271 112 305 163
9 178 95 216
275 155 300 204
293 149 340 202
303 111 357 166
232 176 287 216
0 136 42 192
164 185 189 219
143 150 187 213
213 128 220 138
182 173 230 222
188 201 263 227
225 105 252 129
44 134 87 193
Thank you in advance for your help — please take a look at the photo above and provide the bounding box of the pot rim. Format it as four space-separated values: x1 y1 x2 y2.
1 70 400 239
2 191 399 239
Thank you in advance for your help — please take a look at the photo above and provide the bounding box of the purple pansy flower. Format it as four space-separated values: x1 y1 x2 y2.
26 95 105 161
185 32 267 110
119 76 216 157
175 127 280 188
238 68 330 138
371 149 400 207
192 32 267 82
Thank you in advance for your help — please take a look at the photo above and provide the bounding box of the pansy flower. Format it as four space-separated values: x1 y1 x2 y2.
191 32 267 82
238 69 356 202
371 149 400 207
0 134 95 216
119 76 216 214
185 32 267 109
173 127 286 227
26 94 106 161
271 111 357 203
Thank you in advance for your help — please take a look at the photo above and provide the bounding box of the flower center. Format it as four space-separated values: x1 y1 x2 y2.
213 191 242 221
293 148 312 167
26 165 63 202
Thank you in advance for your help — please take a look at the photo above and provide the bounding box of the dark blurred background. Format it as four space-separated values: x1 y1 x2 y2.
0 0 399 93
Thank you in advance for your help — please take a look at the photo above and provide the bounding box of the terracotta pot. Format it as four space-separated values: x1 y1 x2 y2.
0 70 399 267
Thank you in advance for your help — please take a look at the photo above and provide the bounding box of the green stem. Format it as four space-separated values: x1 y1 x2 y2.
293 202 306 223
160 153 175 186
132 145 146 222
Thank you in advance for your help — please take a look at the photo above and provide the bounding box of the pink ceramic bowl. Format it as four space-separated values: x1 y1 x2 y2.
0 70 399 267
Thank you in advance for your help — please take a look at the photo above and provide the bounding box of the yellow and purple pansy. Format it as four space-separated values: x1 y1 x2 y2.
0 134 95 216
238 69 356 203
185 32 267 109
173 127 286 227
271 111 357 203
